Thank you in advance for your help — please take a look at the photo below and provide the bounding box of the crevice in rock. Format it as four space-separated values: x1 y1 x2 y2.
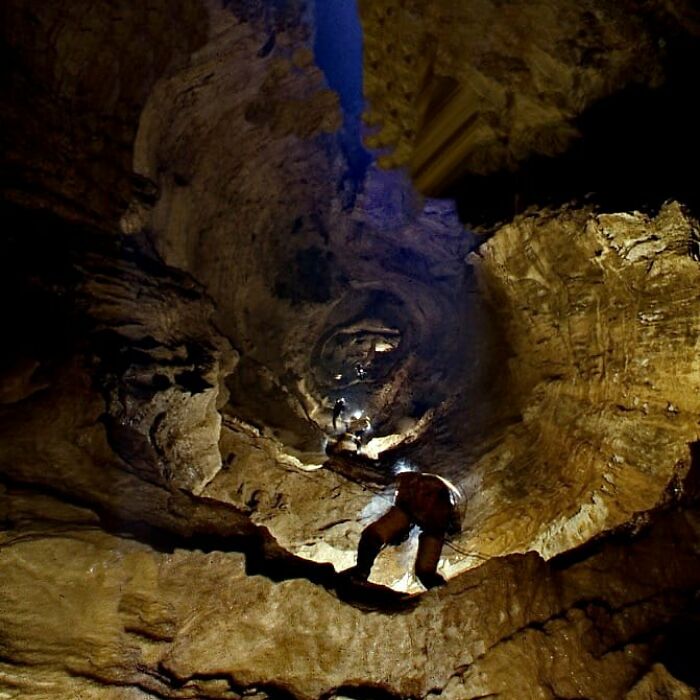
66 669 175 700
320 684 409 700
155 663 303 700
440 578 700 700
0 475 416 613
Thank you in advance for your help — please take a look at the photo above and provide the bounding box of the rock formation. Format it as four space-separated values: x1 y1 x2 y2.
359 0 698 193
1 0 700 698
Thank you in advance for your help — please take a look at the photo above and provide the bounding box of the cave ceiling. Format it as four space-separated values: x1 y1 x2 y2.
1 0 700 698
362 0 700 222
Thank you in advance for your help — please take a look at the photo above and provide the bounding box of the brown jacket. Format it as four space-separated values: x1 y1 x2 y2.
394 472 461 535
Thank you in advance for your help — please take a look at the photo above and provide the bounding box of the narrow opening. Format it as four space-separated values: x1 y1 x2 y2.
313 0 372 185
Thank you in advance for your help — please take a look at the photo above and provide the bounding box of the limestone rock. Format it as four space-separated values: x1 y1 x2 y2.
128 7 477 448
432 203 700 573
627 664 698 699
359 0 667 192
2 0 700 698
1 484 698 699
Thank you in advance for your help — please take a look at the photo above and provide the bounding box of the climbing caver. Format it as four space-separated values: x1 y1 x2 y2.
332 397 346 432
346 414 371 453
349 471 462 589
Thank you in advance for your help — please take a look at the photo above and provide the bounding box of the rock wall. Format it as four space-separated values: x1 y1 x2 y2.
2 199 700 696
359 0 696 194
1 483 699 698
0 0 208 227
441 203 700 564
2 0 700 698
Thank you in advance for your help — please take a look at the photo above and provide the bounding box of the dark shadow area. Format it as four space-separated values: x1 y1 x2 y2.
656 602 700 689
0 204 87 370
445 35 700 227
320 684 407 700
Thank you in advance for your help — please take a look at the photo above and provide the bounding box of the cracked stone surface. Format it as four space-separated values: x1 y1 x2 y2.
441 203 700 565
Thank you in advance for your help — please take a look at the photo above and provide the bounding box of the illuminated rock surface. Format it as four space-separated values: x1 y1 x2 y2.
359 0 698 194
1 0 700 698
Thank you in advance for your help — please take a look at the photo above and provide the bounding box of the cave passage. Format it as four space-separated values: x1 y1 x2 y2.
5 4 700 696
313 0 371 185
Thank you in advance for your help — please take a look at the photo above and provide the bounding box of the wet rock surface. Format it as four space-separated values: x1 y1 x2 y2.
2 0 700 698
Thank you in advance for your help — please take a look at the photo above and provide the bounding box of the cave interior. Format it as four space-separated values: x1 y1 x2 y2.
2 0 700 698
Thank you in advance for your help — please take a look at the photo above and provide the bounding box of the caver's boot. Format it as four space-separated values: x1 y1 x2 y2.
416 571 446 590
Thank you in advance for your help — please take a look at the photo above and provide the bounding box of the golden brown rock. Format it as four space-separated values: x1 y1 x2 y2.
2 0 700 698
1 484 698 699
360 0 664 193
627 665 698 699
435 203 700 573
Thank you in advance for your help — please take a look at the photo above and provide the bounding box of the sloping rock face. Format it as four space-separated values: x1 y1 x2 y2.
359 0 698 194
127 4 475 448
2 0 700 698
0 218 250 531
439 203 700 564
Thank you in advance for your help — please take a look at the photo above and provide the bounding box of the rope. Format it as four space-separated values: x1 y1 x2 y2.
342 473 492 562
224 418 492 562
441 540 490 560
